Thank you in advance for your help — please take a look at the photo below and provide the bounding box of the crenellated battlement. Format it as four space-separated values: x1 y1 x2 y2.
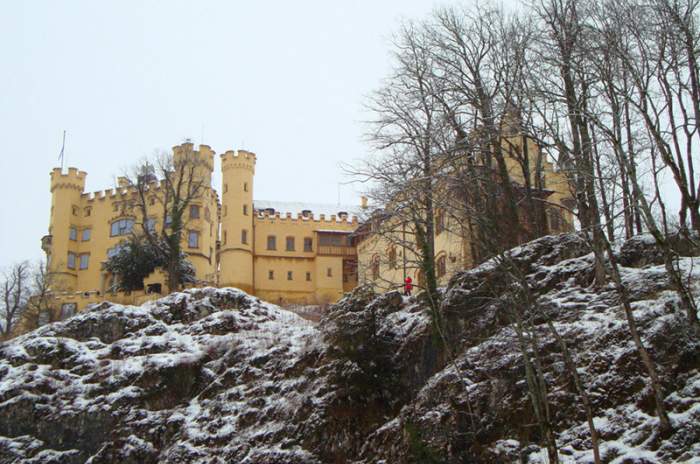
221 149 256 172
50 167 87 192
173 142 215 171
81 179 169 202
255 210 358 226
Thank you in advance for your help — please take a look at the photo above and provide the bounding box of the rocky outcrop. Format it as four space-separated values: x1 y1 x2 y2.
1 233 699 463
358 234 700 463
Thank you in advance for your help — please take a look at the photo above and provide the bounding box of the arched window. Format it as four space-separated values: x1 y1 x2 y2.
388 246 397 269
435 209 445 235
417 270 425 288
437 254 447 278
371 255 380 280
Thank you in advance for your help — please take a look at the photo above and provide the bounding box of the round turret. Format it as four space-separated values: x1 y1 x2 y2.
48 167 87 291
219 150 256 292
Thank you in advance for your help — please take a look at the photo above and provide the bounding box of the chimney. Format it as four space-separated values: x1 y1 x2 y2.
360 196 368 209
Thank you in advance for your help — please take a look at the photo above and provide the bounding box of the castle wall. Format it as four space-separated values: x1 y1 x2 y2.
252 213 356 304
356 219 468 293
356 134 575 292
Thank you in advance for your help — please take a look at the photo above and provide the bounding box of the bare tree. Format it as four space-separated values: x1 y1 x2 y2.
348 22 453 315
123 144 207 292
529 0 610 285
586 0 700 331
1 261 31 337
605 0 700 232
428 5 538 250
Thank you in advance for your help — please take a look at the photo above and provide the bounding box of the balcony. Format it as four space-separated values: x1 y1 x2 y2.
316 245 356 257
41 235 52 254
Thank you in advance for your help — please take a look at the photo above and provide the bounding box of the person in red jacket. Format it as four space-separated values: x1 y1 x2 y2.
404 276 413 296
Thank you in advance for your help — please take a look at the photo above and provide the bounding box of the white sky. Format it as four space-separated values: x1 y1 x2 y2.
0 0 442 265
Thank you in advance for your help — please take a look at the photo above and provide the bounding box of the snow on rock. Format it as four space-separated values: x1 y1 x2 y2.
1 233 699 463
357 233 700 463
0 288 329 463
0 285 439 464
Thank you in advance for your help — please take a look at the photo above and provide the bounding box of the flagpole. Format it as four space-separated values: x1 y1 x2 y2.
59 130 66 170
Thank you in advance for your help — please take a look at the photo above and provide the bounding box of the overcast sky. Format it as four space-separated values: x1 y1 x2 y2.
0 0 447 266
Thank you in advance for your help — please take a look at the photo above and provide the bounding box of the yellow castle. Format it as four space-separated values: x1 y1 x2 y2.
42 142 359 319
354 132 575 292
37 133 573 326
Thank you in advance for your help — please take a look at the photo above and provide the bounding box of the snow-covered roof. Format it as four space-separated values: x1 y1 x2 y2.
315 229 353 234
253 200 362 219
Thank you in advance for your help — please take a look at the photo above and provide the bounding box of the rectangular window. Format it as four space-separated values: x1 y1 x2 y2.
244 182 248 192
287 271 293 280
38 310 51 326
111 219 134 236
72 205 79 216
67 252 76 270
243 204 248 216
241 229 248 244
303 237 313 252
327 267 332 277
190 205 200 219
267 235 276 250
107 245 123 258
286 236 295 251
69 226 77 241
81 228 91 241
306 272 311 281
79 254 89 270
84 207 91 217
318 233 347 247
60 303 76 319
223 183 228 193
188 230 199 248
268 270 274 280
223 230 227 245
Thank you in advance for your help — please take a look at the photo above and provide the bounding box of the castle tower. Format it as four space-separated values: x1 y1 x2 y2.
170 143 217 283
47 167 87 291
172 142 214 187
219 149 256 292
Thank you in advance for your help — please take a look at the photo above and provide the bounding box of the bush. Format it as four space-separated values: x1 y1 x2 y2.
104 237 195 291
